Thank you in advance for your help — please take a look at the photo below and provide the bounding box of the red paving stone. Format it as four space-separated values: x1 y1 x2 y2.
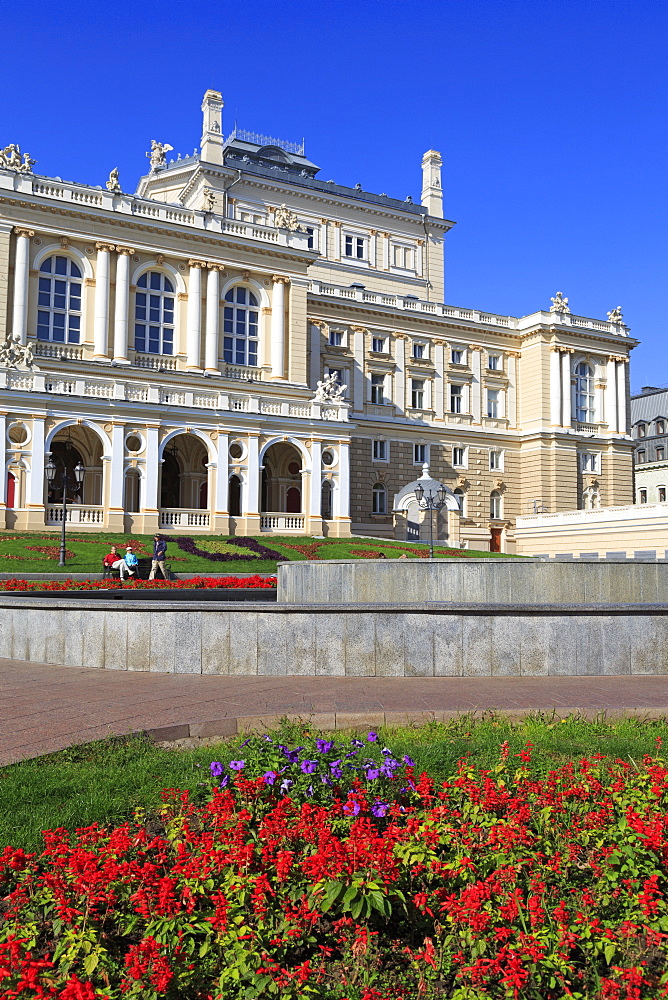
2 656 668 764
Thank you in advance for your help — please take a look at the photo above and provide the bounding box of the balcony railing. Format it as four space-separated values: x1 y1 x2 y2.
260 513 305 532
46 505 104 525
159 509 210 528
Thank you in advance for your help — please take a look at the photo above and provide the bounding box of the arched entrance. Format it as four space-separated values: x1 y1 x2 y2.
160 433 210 511
48 425 104 506
229 475 241 517
261 442 303 515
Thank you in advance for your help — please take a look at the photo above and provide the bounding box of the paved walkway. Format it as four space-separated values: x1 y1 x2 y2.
2 657 668 765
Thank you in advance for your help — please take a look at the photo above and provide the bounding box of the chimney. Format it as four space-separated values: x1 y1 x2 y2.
200 90 224 165
421 149 443 218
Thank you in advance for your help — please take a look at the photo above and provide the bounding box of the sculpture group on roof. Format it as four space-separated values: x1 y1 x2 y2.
550 291 571 314
0 145 35 173
147 140 173 172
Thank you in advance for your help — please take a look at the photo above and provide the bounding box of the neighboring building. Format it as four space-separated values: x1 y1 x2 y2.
630 386 668 505
0 91 637 550
515 503 668 560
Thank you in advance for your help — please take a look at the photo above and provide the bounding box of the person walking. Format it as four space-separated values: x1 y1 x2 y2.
148 534 168 580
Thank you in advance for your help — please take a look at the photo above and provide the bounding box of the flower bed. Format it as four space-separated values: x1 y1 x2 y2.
0 575 276 592
1 731 668 999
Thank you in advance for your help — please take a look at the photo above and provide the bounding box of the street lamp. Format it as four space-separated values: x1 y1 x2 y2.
414 467 448 559
45 457 85 567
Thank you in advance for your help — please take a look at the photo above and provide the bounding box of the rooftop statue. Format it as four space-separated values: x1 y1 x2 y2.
203 188 216 212
550 291 571 314
147 140 174 172
312 371 347 403
607 305 624 325
0 144 35 173
0 332 34 370
106 167 121 193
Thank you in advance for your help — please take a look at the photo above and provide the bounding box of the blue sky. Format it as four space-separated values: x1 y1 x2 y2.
2 0 665 391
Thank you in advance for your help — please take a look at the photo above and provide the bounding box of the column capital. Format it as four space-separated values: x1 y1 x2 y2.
609 354 629 363
319 217 329 224
308 318 327 328
115 245 134 255
95 242 116 253
506 350 521 358
332 221 342 228
188 259 208 269
468 344 484 351
271 274 291 285
433 339 446 346
393 332 408 339
14 227 34 239
350 325 367 334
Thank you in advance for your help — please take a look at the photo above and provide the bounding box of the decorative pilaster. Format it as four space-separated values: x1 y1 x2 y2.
93 243 114 358
393 333 407 413
205 265 221 373
270 276 289 379
308 319 324 390
506 351 519 427
12 228 34 345
561 350 572 427
243 435 260 526
351 326 366 412
433 339 445 418
550 348 562 425
214 431 229 524
27 416 45 510
605 357 618 433
469 345 482 422
0 413 6 509
143 425 160 515
309 438 322 527
186 260 206 370
113 247 133 364
333 221 342 261
616 358 628 434
334 439 351 528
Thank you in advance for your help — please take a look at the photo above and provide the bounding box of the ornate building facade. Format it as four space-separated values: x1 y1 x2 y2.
0 92 637 550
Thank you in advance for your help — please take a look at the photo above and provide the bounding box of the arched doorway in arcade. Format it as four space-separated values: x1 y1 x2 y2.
261 442 303 514
48 425 104 507
160 433 210 511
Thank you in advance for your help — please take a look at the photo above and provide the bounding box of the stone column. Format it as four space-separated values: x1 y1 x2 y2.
333 221 342 261
507 352 518 427
0 413 6 511
319 218 328 258
113 247 132 364
433 340 445 419
93 243 114 358
204 265 220 373
561 350 572 427
616 360 627 434
352 326 366 412
550 348 562 425
270 276 288 378
334 439 351 534
213 431 229 533
12 227 33 345
243 434 260 531
26 416 45 527
142 424 160 533
186 261 205 370
369 229 377 268
605 357 618 433
470 345 482 422
393 333 406 413
107 423 125 529
308 438 322 531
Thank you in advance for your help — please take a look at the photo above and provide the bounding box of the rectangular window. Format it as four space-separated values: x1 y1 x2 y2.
344 234 366 259
372 337 386 353
306 226 315 250
657 447 665 461
328 329 344 347
638 424 646 437
392 245 414 269
487 354 500 370
414 443 428 465
637 450 646 464
411 379 425 409
372 440 388 461
639 489 648 504
412 342 425 359
372 484 387 515
659 487 667 503
450 384 463 413
489 450 502 470
451 348 464 365
370 373 385 404
657 421 665 435
487 389 500 418
453 446 465 467
581 453 598 473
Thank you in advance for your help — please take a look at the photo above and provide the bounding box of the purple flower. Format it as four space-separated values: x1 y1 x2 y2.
343 799 361 816
229 760 245 771
210 762 225 777
279 778 293 794
219 775 230 788
351 739 364 748
371 800 389 817
306 784 314 796
262 735 273 742
367 732 378 742
301 759 318 774
330 759 343 778
403 755 416 766
381 747 393 756
321 775 332 786
282 747 302 764
316 738 334 753
366 767 381 780
345 750 359 758
240 738 252 747
262 771 277 785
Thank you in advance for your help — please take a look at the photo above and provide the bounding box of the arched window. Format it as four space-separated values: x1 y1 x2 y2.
575 362 595 423
224 286 259 366
490 490 502 519
321 480 333 519
124 469 141 512
37 255 82 343
454 487 466 516
372 482 387 514
134 272 174 355
229 475 242 517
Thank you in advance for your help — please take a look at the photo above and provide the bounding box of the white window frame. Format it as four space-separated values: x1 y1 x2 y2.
237 204 266 226
343 232 368 261
414 443 429 465
452 446 466 468
134 270 176 356
411 378 425 409
486 388 501 419
490 491 502 519
391 243 415 271
412 340 428 360
372 482 388 515
638 424 646 438
304 225 317 250
371 336 386 354
489 450 503 471
580 452 599 474
451 347 466 365
487 353 501 371
449 384 464 413
328 329 345 347
372 439 389 462
574 362 596 423
370 373 386 405
656 420 665 435
454 488 466 516
37 254 84 346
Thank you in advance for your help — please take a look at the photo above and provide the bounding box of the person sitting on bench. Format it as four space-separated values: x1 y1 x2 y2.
123 545 139 580
102 545 132 581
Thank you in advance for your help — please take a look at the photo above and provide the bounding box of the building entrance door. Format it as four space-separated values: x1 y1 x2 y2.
490 527 502 552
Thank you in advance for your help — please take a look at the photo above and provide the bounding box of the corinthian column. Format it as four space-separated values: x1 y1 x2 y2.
12 227 34 345
113 247 132 364
270 275 289 379
186 260 206 370
204 265 220 373
93 243 114 358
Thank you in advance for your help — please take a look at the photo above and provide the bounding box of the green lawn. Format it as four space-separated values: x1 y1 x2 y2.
0 531 519 575
1 713 665 853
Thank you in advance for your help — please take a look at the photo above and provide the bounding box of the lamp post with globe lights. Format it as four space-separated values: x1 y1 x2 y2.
45 456 85 567
414 469 448 558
